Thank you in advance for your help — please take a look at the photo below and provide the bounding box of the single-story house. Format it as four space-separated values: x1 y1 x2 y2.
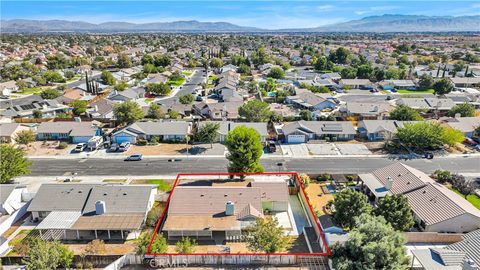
162 181 288 240
285 89 337 111
0 80 18 96
380 79 416 90
397 97 456 112
340 102 392 120
0 123 31 144
28 183 157 240
358 120 418 141
108 88 145 102
442 117 480 138
360 163 480 233
320 72 341 81
198 121 269 143
0 184 29 236
282 120 356 143
450 77 480 88
1 99 69 119
36 121 102 143
193 102 243 120
411 229 480 270
338 79 373 90
112 121 191 144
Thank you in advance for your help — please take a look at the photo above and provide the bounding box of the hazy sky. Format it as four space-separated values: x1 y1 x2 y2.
2 1 479 29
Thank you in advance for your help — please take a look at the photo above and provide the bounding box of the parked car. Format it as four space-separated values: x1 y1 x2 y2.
195 95 203 101
74 143 87 152
109 143 119 152
119 142 131 152
87 136 103 151
125 154 142 161
464 137 477 146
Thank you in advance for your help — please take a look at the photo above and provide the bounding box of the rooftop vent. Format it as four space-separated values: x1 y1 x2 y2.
95 200 106 215
225 201 234 216
385 176 393 190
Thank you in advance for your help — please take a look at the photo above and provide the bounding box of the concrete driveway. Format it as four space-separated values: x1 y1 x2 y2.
280 144 310 157
307 144 339 155
336 144 372 155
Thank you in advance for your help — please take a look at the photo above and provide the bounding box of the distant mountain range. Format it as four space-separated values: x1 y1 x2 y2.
2 15 479 33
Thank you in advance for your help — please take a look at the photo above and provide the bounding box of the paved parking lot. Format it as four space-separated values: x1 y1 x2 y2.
336 144 372 155
280 144 310 157
306 144 339 155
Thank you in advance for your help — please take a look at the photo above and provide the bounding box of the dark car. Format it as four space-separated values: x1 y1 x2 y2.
125 154 142 161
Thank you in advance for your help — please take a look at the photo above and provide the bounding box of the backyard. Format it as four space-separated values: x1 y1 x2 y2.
305 182 335 216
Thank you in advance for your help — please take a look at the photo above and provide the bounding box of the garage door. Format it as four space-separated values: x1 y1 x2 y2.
287 135 306 144
114 136 135 144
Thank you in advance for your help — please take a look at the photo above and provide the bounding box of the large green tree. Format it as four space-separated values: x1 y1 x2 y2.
146 103 164 119
243 216 290 253
433 78 454 95
22 238 73 270
101 70 116 86
375 195 414 231
225 126 264 173
0 144 31 183
333 188 373 230
395 122 464 152
70 100 88 116
268 67 285 79
389 105 422 121
179 93 194 104
447 103 476 117
331 214 409 270
238 99 271 122
113 101 144 125
40 88 61 99
196 122 220 148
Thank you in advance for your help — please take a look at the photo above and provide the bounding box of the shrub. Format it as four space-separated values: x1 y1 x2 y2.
57 142 68 149
150 136 160 145
137 139 147 146
317 173 331 182
299 174 311 188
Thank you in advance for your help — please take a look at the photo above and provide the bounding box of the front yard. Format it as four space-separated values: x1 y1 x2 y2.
449 186 480 209
23 141 74 156
126 144 189 155
397 89 435 94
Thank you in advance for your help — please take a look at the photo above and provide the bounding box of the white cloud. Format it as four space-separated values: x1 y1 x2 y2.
316 5 335 11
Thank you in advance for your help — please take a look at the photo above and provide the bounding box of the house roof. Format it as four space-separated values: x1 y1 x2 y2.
0 184 18 204
443 117 480 133
340 79 372 85
72 214 145 230
446 229 480 265
404 182 480 226
27 183 156 215
359 120 418 134
370 162 434 195
287 90 333 108
36 121 98 137
282 120 356 136
36 211 82 230
199 121 268 136
168 186 263 217
119 121 191 136
345 102 391 115
82 185 154 215
0 123 20 137
251 181 289 202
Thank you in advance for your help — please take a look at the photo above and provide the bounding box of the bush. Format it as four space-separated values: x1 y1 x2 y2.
57 142 68 149
150 136 160 145
137 139 147 146
317 173 331 182
146 205 163 227
299 174 311 188
432 170 452 184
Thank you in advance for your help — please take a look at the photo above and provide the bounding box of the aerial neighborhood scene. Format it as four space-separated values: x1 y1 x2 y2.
1 0 480 269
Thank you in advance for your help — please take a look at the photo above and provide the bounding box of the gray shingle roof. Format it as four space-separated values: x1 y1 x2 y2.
0 123 20 137
122 121 191 136
282 120 356 136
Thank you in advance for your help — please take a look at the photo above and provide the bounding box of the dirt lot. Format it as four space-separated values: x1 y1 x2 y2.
66 242 137 255
305 183 335 215
22 141 73 156
126 144 189 156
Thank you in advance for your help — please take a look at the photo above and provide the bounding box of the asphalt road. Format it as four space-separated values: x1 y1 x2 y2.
28 156 480 176
174 68 205 97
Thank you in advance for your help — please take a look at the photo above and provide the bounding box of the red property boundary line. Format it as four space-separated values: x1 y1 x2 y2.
146 172 331 257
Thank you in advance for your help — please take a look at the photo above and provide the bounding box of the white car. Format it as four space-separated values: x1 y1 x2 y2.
74 143 87 152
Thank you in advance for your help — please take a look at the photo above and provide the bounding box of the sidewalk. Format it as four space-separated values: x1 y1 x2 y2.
27 152 480 160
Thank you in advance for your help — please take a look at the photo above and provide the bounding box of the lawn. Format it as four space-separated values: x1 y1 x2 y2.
449 186 480 209
131 179 172 192
20 87 44 95
168 78 186 87
397 89 435 94
103 179 127 183
182 71 193 76
145 98 154 103
208 75 218 82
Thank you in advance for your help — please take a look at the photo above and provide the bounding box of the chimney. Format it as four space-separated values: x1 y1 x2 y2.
463 260 479 270
225 201 234 216
95 200 106 215
385 177 393 190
